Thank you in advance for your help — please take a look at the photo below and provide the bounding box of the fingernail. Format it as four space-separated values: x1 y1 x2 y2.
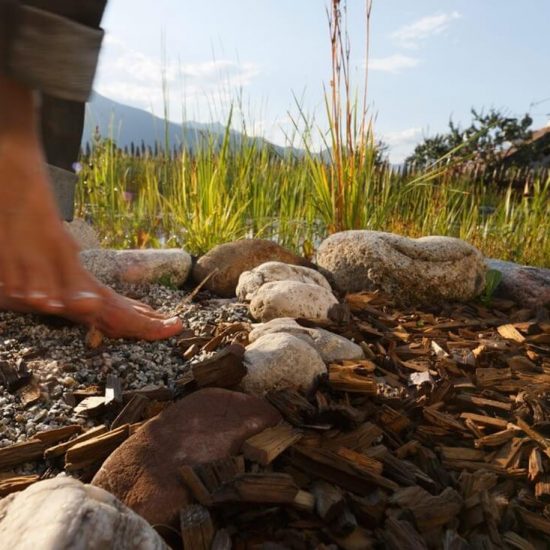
27 291 48 300
163 317 181 327
9 291 25 299
47 299 65 309
71 291 101 301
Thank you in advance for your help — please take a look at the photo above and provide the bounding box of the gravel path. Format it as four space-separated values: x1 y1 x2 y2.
0 284 250 448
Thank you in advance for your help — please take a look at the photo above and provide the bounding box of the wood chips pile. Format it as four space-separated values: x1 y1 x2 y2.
1 292 550 549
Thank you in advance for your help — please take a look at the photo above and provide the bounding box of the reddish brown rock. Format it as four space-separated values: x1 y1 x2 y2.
92 388 281 526
192 239 313 297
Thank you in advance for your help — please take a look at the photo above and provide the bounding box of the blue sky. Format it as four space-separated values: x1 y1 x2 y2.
95 1 550 162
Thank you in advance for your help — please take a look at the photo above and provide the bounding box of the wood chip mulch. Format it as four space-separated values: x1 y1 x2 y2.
1 292 550 549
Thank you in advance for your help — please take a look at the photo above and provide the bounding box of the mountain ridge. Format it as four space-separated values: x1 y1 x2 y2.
83 93 300 156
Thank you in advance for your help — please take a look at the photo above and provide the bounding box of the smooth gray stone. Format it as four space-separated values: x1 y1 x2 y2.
487 258 550 307
80 248 192 287
48 164 76 222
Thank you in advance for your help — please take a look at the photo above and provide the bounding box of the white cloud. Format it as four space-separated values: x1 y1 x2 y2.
382 127 422 147
94 81 164 105
95 34 261 119
380 127 424 163
391 11 461 49
369 54 420 73
102 34 124 47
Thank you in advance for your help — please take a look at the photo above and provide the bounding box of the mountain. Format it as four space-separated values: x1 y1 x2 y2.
83 93 298 156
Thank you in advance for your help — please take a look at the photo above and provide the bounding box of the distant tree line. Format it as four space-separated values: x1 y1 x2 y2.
81 131 185 159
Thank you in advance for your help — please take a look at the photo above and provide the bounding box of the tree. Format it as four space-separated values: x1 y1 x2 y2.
405 133 450 168
406 108 533 168
374 139 390 166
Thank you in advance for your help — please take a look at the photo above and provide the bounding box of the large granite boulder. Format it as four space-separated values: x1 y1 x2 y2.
236 261 331 302
243 333 327 396
92 388 281 527
486 259 550 308
249 318 364 363
192 239 312 297
0 476 167 549
249 280 340 322
80 248 192 287
317 231 486 304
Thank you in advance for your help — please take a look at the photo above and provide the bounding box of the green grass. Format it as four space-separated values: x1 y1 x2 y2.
76 1 548 268
76 131 550 267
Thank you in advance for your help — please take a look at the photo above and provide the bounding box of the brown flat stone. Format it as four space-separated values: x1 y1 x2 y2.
92 388 281 526
192 239 313 297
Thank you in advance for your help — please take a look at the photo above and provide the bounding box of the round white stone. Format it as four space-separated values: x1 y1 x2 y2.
237 261 332 302
0 476 168 549
249 280 339 322
249 318 364 363
243 333 327 395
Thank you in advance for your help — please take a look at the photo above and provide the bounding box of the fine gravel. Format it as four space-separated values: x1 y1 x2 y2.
0 284 250 449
